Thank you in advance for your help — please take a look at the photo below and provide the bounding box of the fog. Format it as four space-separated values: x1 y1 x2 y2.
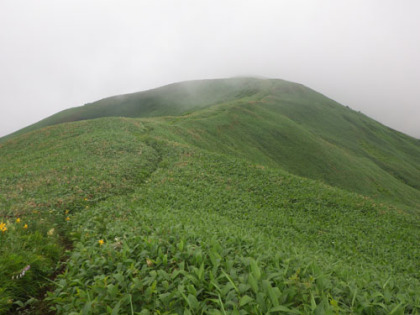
1 0 419 138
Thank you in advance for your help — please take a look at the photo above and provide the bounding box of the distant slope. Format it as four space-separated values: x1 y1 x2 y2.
2 77 420 207
150 80 420 207
0 78 268 141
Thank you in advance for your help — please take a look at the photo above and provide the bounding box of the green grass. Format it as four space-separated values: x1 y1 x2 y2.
3 78 418 207
0 118 160 313
0 78 419 313
45 129 419 314
0 78 268 142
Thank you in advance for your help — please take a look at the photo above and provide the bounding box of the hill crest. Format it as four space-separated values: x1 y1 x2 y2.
1 77 420 207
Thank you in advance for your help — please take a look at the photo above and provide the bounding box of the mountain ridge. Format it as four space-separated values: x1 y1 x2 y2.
2 77 420 208
0 77 276 141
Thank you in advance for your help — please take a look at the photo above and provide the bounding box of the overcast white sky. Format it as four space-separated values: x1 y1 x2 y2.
1 0 419 138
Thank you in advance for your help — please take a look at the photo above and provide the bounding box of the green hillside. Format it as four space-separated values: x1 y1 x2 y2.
1 78 268 141
2 78 420 208
152 82 420 208
0 78 419 313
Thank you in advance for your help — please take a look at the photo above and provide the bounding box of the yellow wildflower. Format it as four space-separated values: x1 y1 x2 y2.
0 222 7 233
66 217 70 221
16 218 21 223
98 239 104 246
65 209 69 214
23 224 28 229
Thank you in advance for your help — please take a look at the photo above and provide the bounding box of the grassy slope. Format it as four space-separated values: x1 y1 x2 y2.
2 78 419 208
0 78 265 142
0 119 160 313
0 118 419 313
142 80 420 207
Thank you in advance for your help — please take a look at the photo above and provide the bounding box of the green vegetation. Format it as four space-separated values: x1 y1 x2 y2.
0 119 159 313
3 78 419 207
1 78 267 142
153 82 420 207
0 78 419 313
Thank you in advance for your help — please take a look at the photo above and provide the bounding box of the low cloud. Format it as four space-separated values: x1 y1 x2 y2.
1 0 419 138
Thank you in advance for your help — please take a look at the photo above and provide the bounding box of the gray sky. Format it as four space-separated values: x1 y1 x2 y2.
1 0 419 138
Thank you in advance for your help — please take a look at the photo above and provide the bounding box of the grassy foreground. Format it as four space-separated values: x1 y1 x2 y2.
1 117 419 314
0 119 160 313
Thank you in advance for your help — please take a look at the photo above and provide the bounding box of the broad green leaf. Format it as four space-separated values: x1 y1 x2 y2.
222 269 239 294
187 294 199 311
250 259 261 280
248 274 259 294
263 280 279 307
239 295 254 307
389 303 403 315
111 301 121 315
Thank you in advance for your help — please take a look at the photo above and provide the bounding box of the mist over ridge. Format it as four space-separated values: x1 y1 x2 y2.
1 1 419 138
